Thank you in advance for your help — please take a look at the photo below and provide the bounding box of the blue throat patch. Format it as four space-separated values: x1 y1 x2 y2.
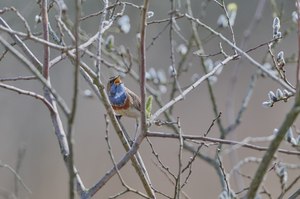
109 83 127 105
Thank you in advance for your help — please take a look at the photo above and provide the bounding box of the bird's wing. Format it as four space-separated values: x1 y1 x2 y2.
126 88 141 112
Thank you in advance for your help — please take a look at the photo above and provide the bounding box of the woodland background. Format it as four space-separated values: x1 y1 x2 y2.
0 0 299 199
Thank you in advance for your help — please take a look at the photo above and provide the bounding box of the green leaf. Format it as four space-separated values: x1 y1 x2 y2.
146 95 153 119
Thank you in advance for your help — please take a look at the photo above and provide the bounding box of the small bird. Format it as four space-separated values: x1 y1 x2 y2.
107 75 141 139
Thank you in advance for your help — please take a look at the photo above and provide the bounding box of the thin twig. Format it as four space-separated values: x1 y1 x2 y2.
169 36 193 114
226 74 257 133
146 138 176 179
184 13 295 94
169 0 184 100
186 0 226 138
146 132 300 156
246 88 300 198
95 0 108 79
104 115 150 199
139 0 149 139
217 152 230 194
287 188 300 199
174 118 183 199
228 157 262 179
148 14 184 25
0 7 32 35
0 82 55 113
220 0 237 55
0 76 36 82
181 113 221 189
0 17 42 71
66 0 81 198
14 146 26 197
278 175 300 199
80 2 141 21
0 36 70 116
0 161 32 194
146 21 170 50
297 0 300 89
0 24 66 50
54 0 68 14
150 55 237 122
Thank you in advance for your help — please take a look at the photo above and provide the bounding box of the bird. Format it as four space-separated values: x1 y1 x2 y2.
107 75 141 140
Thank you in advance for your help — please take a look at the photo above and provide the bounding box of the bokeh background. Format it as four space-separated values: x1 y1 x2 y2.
0 0 299 198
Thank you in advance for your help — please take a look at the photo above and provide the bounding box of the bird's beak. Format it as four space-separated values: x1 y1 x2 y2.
114 76 122 85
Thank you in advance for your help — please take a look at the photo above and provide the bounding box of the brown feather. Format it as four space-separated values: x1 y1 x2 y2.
126 88 141 112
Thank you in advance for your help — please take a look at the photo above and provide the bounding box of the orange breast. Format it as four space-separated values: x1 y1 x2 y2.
112 96 130 111
112 96 140 118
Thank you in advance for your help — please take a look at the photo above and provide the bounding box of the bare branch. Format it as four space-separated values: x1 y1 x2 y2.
0 161 32 194
0 35 70 116
185 13 296 94
146 132 300 156
0 82 55 113
150 55 237 122
0 76 36 82
174 118 183 199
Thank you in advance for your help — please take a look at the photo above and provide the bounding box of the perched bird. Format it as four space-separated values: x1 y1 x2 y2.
107 75 141 118
107 75 141 140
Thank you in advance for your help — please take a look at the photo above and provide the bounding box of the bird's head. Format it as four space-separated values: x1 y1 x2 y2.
108 75 122 86
107 75 125 96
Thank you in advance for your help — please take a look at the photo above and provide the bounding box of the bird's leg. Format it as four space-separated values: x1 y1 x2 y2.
116 116 133 146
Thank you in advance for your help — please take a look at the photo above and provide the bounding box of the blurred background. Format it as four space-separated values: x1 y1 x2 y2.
0 0 299 198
